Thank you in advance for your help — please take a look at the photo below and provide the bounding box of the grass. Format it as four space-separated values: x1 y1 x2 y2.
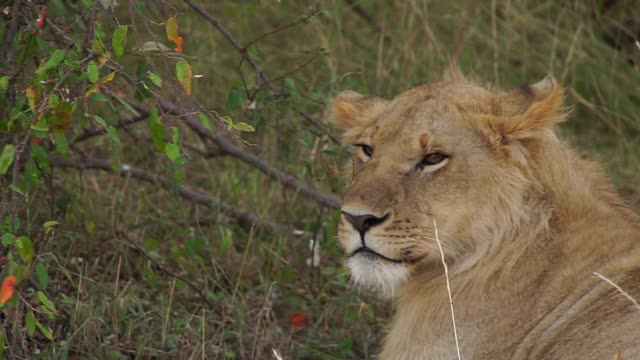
2 0 639 358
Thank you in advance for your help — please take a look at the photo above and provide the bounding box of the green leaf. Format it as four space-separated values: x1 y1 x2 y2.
106 126 120 144
0 76 9 91
148 72 162 87
284 77 300 102
1 233 15 246
176 60 192 95
36 263 48 291
0 144 16 175
15 236 34 264
48 94 59 107
36 50 66 77
9 184 25 196
149 107 166 150
225 87 246 113
164 143 180 162
166 17 179 43
111 94 139 116
37 291 56 312
30 119 48 132
198 113 215 136
86 61 99 83
112 25 128 58
43 221 60 228
234 122 254 132
30 144 50 173
35 321 54 341
110 151 121 173
55 133 69 156
26 311 36 336
24 159 40 186
247 47 261 62
92 114 107 127
5 216 20 232
171 127 180 144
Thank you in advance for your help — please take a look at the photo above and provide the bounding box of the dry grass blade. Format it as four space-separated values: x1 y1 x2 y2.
593 272 640 311
434 219 462 360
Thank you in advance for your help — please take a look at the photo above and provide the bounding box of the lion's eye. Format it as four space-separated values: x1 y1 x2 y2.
416 153 448 170
355 144 373 157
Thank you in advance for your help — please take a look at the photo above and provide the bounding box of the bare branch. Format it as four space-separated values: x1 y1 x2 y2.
50 155 288 230
103 93 341 209
343 0 382 33
153 98 341 209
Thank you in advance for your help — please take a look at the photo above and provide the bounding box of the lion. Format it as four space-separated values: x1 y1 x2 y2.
331 69 640 359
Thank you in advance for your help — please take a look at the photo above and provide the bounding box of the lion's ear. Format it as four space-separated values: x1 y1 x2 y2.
488 75 569 143
332 90 389 135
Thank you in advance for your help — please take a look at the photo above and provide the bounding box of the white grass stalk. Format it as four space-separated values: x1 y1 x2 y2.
272 348 284 360
434 219 462 360
593 272 640 311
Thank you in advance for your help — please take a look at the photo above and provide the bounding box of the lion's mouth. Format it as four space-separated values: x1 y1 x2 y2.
349 247 412 264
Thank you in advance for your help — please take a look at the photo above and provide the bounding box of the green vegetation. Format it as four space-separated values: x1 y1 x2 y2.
0 0 638 358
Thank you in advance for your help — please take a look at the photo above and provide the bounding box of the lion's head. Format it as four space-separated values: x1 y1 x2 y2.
332 70 567 295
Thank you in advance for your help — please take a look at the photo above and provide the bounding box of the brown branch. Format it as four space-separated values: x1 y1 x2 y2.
101 90 341 209
50 155 287 230
153 98 341 209
343 0 382 33
182 0 274 91
181 0 343 146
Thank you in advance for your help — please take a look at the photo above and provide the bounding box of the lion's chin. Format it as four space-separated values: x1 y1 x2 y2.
346 256 410 298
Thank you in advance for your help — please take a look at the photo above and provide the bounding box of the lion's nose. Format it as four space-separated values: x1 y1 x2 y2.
341 211 389 234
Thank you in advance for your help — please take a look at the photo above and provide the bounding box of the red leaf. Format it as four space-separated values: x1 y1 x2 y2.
37 8 47 29
0 276 17 303
290 312 308 330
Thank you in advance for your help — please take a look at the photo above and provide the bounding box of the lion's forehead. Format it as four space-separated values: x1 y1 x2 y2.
372 99 470 148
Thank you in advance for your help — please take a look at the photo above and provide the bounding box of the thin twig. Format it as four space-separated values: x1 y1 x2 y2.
593 272 640 311
244 10 320 49
434 219 462 360
74 111 150 143
180 0 342 146
114 230 215 310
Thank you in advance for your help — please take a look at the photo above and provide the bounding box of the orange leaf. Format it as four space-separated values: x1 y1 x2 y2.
174 36 183 53
290 312 308 330
166 17 183 52
0 276 17 303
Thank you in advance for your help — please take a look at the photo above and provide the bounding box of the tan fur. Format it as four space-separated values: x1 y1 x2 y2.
332 72 640 359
